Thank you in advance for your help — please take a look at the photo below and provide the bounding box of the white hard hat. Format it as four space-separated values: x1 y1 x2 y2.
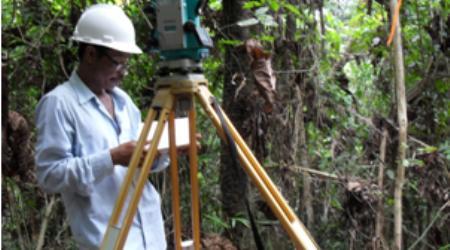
71 4 142 54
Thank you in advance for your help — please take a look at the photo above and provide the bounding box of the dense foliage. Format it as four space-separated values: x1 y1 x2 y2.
2 0 449 249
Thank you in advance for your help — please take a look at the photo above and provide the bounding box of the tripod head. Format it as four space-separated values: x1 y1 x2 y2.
153 59 209 113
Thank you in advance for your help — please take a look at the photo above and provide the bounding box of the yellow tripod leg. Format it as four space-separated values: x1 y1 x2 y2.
101 89 175 250
196 85 318 250
101 107 156 250
220 108 317 250
188 97 201 250
115 108 171 249
168 110 182 250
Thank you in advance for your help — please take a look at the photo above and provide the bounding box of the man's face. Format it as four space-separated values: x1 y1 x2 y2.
91 47 131 91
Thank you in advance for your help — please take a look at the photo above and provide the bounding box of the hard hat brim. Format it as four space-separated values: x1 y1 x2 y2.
71 37 143 54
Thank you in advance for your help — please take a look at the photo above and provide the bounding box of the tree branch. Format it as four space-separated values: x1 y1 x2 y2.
292 166 340 180
407 201 449 250
36 195 57 250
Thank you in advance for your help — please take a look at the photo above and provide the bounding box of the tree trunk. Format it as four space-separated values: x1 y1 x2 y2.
374 126 388 249
270 0 299 208
389 0 408 249
2 62 9 168
297 84 314 228
220 0 251 246
272 1 316 228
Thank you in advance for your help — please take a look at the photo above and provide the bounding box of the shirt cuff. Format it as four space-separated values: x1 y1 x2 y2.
90 150 114 179
151 153 170 173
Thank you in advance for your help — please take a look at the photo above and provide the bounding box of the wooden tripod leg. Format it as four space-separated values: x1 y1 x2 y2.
195 86 318 250
101 107 157 250
168 110 182 250
101 89 174 250
188 97 201 250
113 108 171 250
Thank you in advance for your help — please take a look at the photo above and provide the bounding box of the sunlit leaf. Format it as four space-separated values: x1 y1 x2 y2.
255 6 269 16
237 18 259 27
243 1 263 10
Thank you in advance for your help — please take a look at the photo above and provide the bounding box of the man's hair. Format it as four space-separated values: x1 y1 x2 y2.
77 43 109 61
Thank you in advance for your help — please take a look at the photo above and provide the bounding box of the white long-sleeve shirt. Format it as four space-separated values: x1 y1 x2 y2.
35 71 168 250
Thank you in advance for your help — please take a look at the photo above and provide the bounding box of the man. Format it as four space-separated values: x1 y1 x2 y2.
35 4 168 249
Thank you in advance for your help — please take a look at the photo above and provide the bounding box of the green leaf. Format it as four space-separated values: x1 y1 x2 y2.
259 34 275 42
403 159 409 167
218 39 241 46
435 80 450 94
282 2 301 17
237 18 259 27
438 244 450 250
255 6 269 16
439 143 450 160
408 159 425 167
208 0 222 11
419 146 438 154
330 198 343 210
243 1 263 10
386 170 395 180
205 214 230 229
258 15 278 27
386 197 395 207
267 0 280 12
231 217 250 228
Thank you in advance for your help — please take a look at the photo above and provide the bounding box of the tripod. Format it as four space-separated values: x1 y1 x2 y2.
100 61 318 250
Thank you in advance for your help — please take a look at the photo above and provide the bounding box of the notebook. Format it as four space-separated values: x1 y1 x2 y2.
138 117 190 152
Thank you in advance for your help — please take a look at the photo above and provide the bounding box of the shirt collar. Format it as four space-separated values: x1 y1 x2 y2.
69 71 96 105
68 71 126 109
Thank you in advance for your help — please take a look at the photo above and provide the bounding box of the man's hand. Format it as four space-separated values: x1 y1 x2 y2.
110 141 154 166
110 133 201 166
110 141 137 166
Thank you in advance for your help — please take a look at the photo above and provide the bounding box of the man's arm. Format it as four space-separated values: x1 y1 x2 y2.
35 95 169 196
35 95 114 196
